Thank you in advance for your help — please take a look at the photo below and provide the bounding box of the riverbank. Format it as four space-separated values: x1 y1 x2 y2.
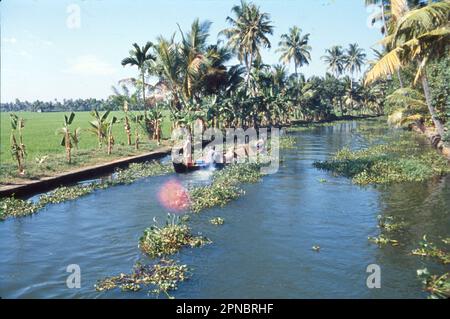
410 123 450 160
0 146 171 198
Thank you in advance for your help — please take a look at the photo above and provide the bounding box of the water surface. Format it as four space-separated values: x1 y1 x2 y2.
1 120 449 298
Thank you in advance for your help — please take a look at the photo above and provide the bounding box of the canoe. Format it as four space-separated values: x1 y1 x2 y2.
173 161 225 174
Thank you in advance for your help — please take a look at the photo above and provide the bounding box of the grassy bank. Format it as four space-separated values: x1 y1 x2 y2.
0 111 172 184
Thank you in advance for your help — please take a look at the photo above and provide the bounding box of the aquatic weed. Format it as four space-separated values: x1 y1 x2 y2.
417 268 450 299
210 217 225 225
95 259 189 298
139 214 211 258
412 235 450 264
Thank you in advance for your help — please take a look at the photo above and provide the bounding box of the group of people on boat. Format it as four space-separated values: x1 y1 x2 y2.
179 137 266 169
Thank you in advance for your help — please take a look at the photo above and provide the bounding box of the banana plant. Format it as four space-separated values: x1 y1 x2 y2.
58 112 79 163
132 114 144 150
106 116 118 155
10 114 26 174
89 110 110 148
147 104 164 145
122 101 132 145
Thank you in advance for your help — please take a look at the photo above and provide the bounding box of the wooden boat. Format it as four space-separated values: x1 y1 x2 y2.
173 161 225 174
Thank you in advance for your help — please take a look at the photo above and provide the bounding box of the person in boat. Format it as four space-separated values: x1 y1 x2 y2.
205 146 223 166
182 137 192 166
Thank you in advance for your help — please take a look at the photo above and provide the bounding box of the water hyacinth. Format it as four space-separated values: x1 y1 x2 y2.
139 214 211 258
95 259 189 298
112 161 173 185
210 217 224 225
412 235 450 264
0 197 41 220
368 234 399 247
189 163 263 213
377 215 405 232
314 137 450 185
279 136 297 149
189 182 243 214
417 268 450 299
39 184 96 205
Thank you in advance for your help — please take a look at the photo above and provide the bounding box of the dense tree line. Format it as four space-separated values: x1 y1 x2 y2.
0 98 121 112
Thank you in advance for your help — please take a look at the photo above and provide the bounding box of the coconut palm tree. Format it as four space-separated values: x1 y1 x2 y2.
121 42 155 113
322 46 346 78
344 43 367 85
220 0 274 91
365 0 450 137
178 19 212 99
277 26 311 76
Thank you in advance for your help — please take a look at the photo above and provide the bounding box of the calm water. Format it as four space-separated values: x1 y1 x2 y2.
1 120 449 299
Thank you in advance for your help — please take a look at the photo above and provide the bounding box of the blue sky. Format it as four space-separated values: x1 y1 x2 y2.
1 0 383 102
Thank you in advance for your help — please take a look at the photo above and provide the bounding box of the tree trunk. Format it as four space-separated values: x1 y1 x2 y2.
421 71 445 137
65 131 71 163
142 72 147 117
124 116 131 145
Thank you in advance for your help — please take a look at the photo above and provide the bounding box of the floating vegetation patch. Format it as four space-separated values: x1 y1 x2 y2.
39 184 96 205
95 259 189 298
210 217 224 225
0 197 41 220
214 163 263 184
368 234 399 247
279 136 297 149
112 161 173 185
417 268 450 299
313 136 450 185
139 214 211 258
189 163 263 213
189 182 243 214
377 215 405 232
412 235 450 264
0 161 173 221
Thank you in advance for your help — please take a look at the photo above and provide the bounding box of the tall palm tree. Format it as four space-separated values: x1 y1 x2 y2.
121 42 155 113
152 35 183 111
365 0 450 137
344 43 367 86
277 26 311 76
178 19 212 99
322 45 346 78
220 0 274 91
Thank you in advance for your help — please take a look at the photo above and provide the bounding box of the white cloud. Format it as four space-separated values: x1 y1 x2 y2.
3 37 17 44
63 55 117 76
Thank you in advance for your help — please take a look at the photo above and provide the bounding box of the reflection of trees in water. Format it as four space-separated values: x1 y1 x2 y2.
377 175 450 246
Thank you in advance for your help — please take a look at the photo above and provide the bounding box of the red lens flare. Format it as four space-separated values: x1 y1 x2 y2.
157 179 190 212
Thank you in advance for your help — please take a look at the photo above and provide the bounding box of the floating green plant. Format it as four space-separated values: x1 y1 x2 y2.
39 184 96 205
188 163 263 213
377 215 405 232
368 234 399 246
412 235 450 264
312 245 321 252
139 214 211 258
95 259 189 298
314 135 450 185
0 197 41 220
210 217 224 225
318 178 327 183
417 268 450 299
279 136 297 149
112 161 173 185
